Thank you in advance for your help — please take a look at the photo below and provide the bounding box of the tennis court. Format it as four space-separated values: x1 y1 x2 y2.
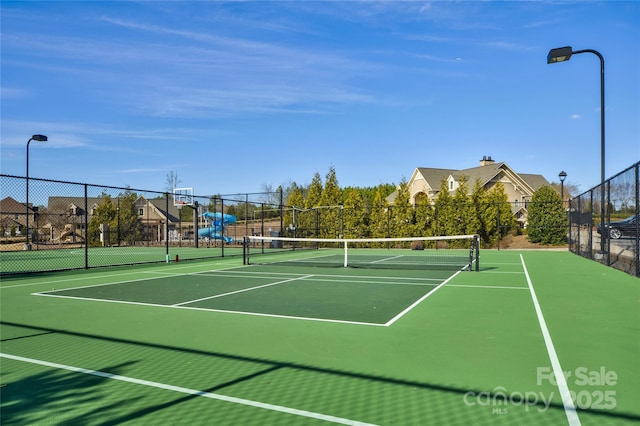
1 249 638 425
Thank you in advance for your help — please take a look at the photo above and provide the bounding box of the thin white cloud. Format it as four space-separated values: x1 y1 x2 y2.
1 87 29 99
5 20 381 119
483 41 530 51
571 114 582 119
0 120 206 151
117 167 184 174
415 53 464 63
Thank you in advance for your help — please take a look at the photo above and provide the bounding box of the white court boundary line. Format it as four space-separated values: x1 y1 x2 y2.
31 292 387 327
0 353 377 426
31 270 447 327
30 266 508 328
520 254 580 426
172 275 313 306
446 284 528 290
384 270 462 326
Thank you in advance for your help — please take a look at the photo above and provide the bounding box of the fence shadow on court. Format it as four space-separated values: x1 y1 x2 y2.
2 321 638 425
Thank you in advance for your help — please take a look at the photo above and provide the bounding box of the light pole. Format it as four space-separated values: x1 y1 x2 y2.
559 170 567 206
547 46 606 255
25 134 48 250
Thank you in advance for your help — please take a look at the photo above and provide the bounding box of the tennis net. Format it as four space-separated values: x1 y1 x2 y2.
243 235 480 271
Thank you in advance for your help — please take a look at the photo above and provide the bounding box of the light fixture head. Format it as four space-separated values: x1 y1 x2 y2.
31 134 48 142
547 46 573 64
559 171 567 182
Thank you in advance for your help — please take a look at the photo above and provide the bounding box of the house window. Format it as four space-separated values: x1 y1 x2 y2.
514 199 519 207
449 180 454 190
139 208 144 216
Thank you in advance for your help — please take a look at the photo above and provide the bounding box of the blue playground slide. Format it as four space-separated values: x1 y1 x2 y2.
198 212 236 242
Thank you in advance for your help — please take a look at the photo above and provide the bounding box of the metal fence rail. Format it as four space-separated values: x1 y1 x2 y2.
568 161 639 277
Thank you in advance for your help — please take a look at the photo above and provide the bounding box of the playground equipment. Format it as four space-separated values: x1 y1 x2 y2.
198 211 236 242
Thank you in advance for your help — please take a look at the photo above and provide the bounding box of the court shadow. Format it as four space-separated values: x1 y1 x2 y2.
2 321 638 425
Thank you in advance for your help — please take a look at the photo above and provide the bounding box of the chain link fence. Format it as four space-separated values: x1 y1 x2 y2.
4 172 601 276
568 161 639 277
0 175 284 275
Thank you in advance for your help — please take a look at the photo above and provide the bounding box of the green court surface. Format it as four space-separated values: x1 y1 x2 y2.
1 250 638 425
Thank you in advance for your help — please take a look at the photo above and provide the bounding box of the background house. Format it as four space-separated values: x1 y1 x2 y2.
0 197 31 237
44 195 183 244
388 156 552 227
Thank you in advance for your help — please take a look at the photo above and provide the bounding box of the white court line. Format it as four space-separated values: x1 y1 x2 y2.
202 269 444 283
4 263 244 290
0 353 377 426
178 306 387 327
32 293 386 327
446 284 528 290
144 271 441 286
370 255 403 264
172 275 314 306
305 277 437 286
384 270 462 326
520 254 580 426
31 265 250 295
32 273 200 295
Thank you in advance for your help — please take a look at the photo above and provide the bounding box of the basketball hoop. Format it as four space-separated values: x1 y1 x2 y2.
173 187 194 207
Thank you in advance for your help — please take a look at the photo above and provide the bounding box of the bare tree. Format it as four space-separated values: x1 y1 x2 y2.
165 171 182 193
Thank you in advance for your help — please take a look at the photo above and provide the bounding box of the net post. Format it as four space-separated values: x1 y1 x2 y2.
344 239 348 267
470 234 479 272
475 235 480 271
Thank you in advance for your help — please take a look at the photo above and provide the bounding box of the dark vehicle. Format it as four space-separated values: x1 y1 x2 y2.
597 215 638 239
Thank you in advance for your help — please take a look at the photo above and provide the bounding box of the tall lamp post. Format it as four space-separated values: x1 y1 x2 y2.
559 170 567 207
26 134 48 250
547 46 606 255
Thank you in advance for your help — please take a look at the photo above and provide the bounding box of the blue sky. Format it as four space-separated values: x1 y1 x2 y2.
1 1 639 198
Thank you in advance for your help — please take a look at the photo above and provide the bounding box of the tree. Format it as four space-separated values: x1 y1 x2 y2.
484 181 517 246
88 194 116 246
259 183 284 208
298 172 323 237
318 166 343 238
434 179 454 236
116 191 144 245
343 188 367 238
470 179 491 245
414 195 435 237
165 171 182 193
390 178 413 239
342 184 395 207
450 176 476 238
527 186 567 245
283 183 305 236
369 186 389 240
305 172 323 209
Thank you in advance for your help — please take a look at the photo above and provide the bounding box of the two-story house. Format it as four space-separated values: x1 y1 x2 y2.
388 156 552 227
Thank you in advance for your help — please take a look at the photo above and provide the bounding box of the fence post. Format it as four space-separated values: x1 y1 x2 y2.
165 194 169 263
84 184 89 269
194 201 199 249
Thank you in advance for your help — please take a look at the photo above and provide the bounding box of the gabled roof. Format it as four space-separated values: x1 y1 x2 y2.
417 161 546 196
415 167 458 191
0 197 27 213
518 173 550 191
